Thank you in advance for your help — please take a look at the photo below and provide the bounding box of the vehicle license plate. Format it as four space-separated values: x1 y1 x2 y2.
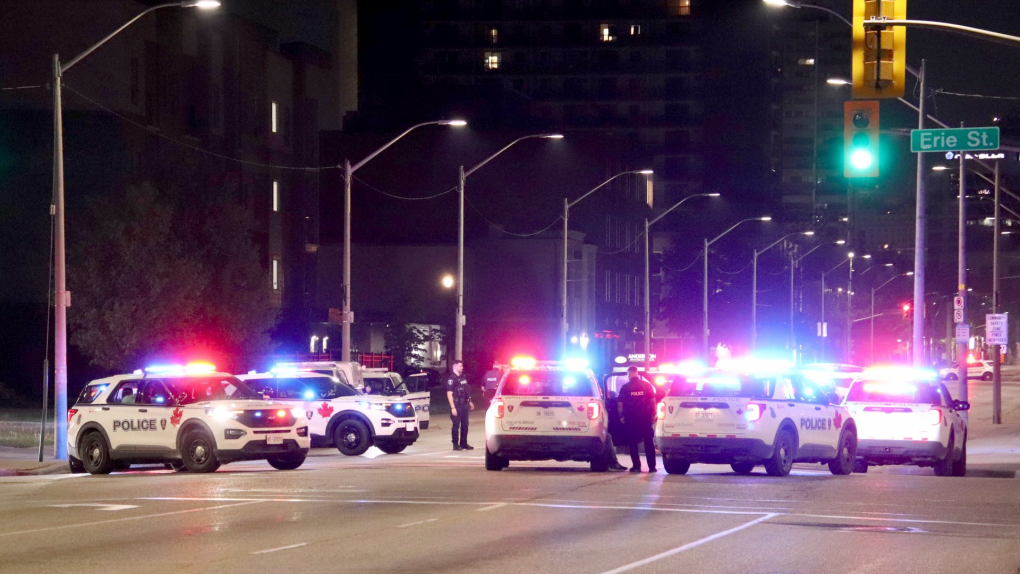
267 435 283 445
406 423 415 431
695 412 714 421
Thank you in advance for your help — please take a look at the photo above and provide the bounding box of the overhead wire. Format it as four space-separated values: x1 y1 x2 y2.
464 195 562 237
352 176 457 201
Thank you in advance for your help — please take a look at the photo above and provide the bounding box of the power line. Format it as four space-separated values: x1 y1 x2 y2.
599 231 644 255
353 175 457 201
464 195 563 238
0 84 45 91
931 88 1020 101
661 252 701 273
715 260 753 275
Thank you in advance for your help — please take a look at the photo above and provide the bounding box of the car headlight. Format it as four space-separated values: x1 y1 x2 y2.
290 408 306 420
208 406 240 421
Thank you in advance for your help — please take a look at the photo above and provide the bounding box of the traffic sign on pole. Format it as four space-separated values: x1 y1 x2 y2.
953 309 964 324
911 127 1000 153
986 314 1008 346
956 323 970 342
953 296 964 310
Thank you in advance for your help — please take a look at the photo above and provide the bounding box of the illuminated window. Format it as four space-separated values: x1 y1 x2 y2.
272 180 279 212
271 101 278 133
667 0 691 16
272 258 280 291
630 24 641 36
489 27 498 44
600 24 615 42
484 51 501 70
797 58 816 66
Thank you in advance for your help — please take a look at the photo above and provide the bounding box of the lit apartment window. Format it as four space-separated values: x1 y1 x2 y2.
489 27 499 44
271 101 279 133
484 51 501 70
630 24 641 36
600 24 615 42
667 0 691 16
272 180 279 212
272 258 280 291
797 58 816 66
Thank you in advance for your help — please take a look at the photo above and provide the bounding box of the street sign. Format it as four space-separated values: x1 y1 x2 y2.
953 296 964 310
954 309 964 324
911 127 1000 153
956 323 970 342
986 314 1009 346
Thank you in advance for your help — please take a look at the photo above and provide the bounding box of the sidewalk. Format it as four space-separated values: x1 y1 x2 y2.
0 446 68 477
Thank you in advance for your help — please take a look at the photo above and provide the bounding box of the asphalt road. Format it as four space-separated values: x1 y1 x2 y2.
2 437 1019 574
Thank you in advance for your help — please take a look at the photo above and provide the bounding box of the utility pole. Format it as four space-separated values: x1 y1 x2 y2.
993 161 1002 424
912 61 927 367
956 124 969 415
456 166 466 361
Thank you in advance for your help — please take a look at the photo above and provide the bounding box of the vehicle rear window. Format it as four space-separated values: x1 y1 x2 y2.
846 380 938 404
501 370 597 397
668 375 776 399
76 384 109 404
162 376 262 404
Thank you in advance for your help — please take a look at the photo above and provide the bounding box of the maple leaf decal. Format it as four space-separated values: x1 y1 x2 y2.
833 411 843 429
170 407 184 427
317 402 334 418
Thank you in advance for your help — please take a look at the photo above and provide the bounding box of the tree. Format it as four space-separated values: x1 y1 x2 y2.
385 323 445 369
68 184 278 369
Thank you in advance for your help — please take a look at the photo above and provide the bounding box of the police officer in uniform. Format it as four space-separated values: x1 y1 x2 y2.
481 361 503 405
618 366 657 472
445 360 474 451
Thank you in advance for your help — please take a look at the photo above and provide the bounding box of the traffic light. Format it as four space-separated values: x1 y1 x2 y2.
844 100 880 178
901 303 911 317
852 0 907 99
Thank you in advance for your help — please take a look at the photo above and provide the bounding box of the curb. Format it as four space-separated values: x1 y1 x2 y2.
0 462 69 477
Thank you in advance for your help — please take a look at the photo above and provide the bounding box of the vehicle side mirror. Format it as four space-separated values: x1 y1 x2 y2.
953 400 970 411
826 391 841 405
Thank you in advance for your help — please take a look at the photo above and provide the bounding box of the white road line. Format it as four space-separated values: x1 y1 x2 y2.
397 518 439 528
514 502 773 516
477 503 508 512
0 501 262 537
251 543 307 555
788 512 1020 528
599 513 779 574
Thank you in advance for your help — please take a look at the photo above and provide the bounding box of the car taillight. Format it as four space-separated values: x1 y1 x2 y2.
745 403 765 422
926 408 942 425
587 401 600 420
656 402 666 420
296 426 308 437
494 399 505 418
67 409 78 424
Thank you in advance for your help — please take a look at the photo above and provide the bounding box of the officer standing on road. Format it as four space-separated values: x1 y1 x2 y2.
618 366 657 473
446 360 474 451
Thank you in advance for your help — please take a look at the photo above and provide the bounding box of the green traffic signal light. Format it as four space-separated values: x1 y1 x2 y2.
844 101 880 177
850 148 874 170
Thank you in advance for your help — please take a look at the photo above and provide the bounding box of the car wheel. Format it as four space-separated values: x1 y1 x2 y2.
333 419 371 456
485 446 507 471
68 455 86 474
764 428 796 477
952 434 967 477
267 455 306 470
828 428 857 475
853 460 869 474
420 421 429 430
934 432 955 477
730 462 755 474
946 373 958 381
982 372 993 381
181 430 221 473
376 442 408 454
663 457 690 475
80 432 113 475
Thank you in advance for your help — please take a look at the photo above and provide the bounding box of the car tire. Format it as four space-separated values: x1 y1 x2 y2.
951 434 967 477
764 428 796 477
68 455 86 474
730 462 755 474
333 419 371 456
80 432 113 475
934 432 955 477
376 443 408 454
485 446 507 471
420 421 429 430
982 372 993 381
181 430 221 473
663 457 691 475
828 428 857 475
267 455 306 470
853 460 869 474
946 373 958 381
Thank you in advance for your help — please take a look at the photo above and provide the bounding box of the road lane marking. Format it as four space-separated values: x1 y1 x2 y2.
251 543 307 555
47 503 138 511
787 512 1020 528
477 503 508 512
599 513 779 574
397 518 439 528
0 501 262 537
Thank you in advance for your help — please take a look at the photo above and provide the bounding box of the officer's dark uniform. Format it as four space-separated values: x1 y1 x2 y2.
618 375 658 472
445 371 472 449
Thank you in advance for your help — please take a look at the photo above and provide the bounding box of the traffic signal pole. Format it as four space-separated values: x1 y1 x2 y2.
957 124 969 418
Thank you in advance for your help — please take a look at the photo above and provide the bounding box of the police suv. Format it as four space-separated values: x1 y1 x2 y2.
67 364 310 474
485 357 609 472
239 369 419 455
844 367 968 476
362 369 431 429
655 364 857 477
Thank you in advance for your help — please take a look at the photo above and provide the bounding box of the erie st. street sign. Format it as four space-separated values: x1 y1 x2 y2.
911 127 1000 153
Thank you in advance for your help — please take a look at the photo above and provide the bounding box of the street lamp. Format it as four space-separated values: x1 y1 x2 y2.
644 193 720 371
455 133 562 361
871 272 913 363
562 169 652 354
441 274 455 289
752 231 814 351
341 119 467 363
820 253 853 362
762 0 852 27
703 216 771 359
49 0 220 461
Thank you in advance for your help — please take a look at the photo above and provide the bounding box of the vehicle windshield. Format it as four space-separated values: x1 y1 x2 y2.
403 374 430 393
500 370 597 397
846 380 939 404
668 375 776 399
163 376 262 404
76 383 109 404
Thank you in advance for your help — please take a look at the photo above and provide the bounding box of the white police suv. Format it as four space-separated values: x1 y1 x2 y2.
655 362 857 477
239 368 419 455
362 369 431 429
844 366 968 476
67 363 310 474
484 357 608 472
